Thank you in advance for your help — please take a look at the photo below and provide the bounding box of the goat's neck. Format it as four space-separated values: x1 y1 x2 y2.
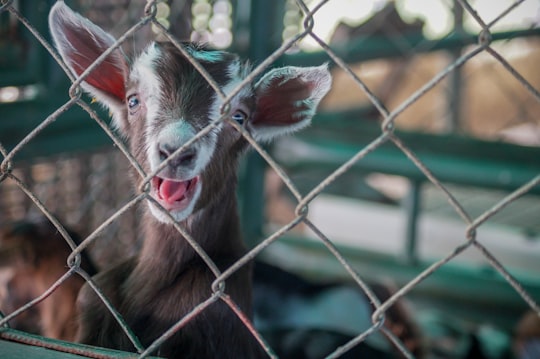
134 174 244 286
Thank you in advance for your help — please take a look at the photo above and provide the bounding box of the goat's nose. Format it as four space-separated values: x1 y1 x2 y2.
158 143 197 168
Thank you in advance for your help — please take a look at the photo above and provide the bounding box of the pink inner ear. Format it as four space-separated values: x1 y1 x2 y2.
65 29 126 101
253 76 313 127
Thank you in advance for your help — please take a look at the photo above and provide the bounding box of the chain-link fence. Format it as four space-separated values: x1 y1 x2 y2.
1 0 539 358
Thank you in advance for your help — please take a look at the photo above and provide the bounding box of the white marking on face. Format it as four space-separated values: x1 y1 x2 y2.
130 44 163 165
150 121 217 180
194 128 218 177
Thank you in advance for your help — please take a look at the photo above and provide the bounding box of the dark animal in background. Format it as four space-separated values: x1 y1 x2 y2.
49 2 331 357
253 261 424 359
513 310 540 359
0 219 96 341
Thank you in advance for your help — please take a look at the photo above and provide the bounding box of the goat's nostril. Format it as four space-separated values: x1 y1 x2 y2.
159 143 174 161
159 149 168 162
174 150 196 167
178 151 196 165
158 144 197 167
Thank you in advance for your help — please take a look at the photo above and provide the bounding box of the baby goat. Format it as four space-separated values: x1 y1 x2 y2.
49 3 331 358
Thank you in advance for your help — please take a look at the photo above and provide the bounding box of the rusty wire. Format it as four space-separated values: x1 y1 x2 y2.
0 0 539 358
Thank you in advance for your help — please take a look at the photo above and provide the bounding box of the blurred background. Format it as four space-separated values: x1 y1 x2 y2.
1 1 540 358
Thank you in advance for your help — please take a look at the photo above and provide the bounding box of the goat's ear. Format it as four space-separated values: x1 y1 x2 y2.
49 2 128 112
249 64 331 142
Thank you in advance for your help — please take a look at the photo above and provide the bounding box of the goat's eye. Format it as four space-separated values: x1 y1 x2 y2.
127 95 140 114
231 110 247 125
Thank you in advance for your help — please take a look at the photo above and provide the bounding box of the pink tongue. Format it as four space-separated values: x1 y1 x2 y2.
159 179 188 203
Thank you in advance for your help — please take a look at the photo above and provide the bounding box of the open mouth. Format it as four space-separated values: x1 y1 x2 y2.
151 175 200 212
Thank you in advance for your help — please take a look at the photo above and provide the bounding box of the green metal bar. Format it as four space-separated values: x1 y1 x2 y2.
280 27 540 67
281 116 540 195
0 97 114 162
0 328 162 359
0 0 50 87
403 180 422 264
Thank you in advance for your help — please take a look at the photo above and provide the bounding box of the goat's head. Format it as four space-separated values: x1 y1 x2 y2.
49 3 331 224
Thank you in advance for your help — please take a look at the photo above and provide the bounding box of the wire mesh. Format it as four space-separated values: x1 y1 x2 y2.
0 0 539 358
